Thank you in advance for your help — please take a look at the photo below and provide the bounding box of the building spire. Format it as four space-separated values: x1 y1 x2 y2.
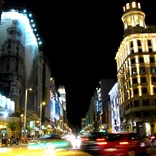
121 0 146 31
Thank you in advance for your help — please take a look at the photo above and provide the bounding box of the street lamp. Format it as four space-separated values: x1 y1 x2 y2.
20 114 23 145
40 102 46 130
23 88 32 143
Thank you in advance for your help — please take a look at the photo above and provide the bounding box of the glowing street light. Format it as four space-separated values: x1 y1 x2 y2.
23 88 32 143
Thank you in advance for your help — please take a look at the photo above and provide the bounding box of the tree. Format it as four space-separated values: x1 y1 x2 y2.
7 121 20 137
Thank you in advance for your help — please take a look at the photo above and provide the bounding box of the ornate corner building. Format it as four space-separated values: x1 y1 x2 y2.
115 0 156 136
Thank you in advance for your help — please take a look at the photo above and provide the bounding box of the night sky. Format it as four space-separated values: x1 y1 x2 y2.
4 0 156 129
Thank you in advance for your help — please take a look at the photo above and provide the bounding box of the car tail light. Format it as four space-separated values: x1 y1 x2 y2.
96 138 105 141
81 138 89 141
96 142 107 145
119 142 129 145
151 136 155 139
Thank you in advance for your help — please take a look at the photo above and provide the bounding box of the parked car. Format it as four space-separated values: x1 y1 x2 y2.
98 133 151 156
28 133 69 151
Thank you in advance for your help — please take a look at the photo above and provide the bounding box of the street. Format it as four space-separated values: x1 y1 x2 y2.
0 144 156 156
0 145 92 156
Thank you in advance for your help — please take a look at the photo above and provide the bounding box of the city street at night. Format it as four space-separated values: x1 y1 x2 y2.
1 0 156 155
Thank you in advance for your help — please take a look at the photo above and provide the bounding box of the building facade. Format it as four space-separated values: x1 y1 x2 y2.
115 0 156 136
108 82 120 132
0 9 45 136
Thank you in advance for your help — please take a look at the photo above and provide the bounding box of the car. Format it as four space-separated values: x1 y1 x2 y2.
149 133 156 146
28 133 69 150
80 132 108 154
97 133 151 156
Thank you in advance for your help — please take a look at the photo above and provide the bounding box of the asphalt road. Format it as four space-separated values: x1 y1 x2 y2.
1 144 156 156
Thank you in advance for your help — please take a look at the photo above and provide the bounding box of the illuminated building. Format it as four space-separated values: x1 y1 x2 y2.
95 79 116 131
108 82 120 132
0 9 43 132
58 86 66 111
115 0 156 136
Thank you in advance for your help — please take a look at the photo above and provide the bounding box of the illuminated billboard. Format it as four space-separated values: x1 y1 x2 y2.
0 93 15 117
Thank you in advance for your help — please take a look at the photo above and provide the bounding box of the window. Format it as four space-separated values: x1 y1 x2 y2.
152 77 156 82
132 68 137 75
151 67 156 74
139 57 144 63
154 88 156 94
149 48 153 52
137 40 141 46
134 100 139 107
15 66 18 72
135 112 141 117
130 41 133 48
132 78 137 84
7 66 10 71
141 77 146 83
131 58 135 64
143 112 150 117
131 49 134 54
143 99 149 106
134 88 138 94
138 48 142 53
142 88 147 94
148 40 152 46
140 67 145 74
150 57 155 63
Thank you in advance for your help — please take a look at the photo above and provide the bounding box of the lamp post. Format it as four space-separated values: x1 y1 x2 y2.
40 102 46 130
20 114 23 145
23 88 32 143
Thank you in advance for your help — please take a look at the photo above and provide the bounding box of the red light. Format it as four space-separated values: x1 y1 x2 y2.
119 142 128 145
151 136 155 139
96 138 105 141
97 142 107 145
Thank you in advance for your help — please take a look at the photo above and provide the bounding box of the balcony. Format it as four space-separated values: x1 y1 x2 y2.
125 106 156 115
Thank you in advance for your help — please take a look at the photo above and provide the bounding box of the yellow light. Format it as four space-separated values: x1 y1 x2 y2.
42 102 46 105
